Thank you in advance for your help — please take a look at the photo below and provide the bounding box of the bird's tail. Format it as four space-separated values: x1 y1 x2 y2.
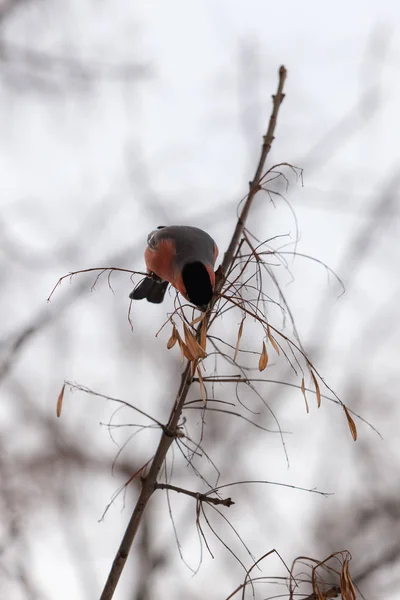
129 277 169 304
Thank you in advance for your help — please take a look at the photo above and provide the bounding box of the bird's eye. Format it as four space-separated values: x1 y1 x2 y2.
147 230 158 248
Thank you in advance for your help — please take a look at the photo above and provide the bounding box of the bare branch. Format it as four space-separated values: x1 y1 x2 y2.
154 483 234 507
219 65 287 278
47 267 148 302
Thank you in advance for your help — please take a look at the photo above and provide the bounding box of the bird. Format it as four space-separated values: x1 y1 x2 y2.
129 225 219 310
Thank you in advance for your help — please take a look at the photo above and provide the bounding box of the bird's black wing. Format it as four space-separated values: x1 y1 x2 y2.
129 277 169 304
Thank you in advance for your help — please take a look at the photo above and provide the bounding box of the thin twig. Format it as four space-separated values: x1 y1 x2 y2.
47 267 148 302
154 483 234 507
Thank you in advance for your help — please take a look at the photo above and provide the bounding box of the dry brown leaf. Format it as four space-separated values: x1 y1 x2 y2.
341 557 357 600
167 325 178 349
234 317 245 362
175 329 194 361
340 557 355 600
56 384 65 418
267 325 280 355
176 337 185 361
199 317 207 352
310 370 321 408
190 359 198 377
343 405 357 441
258 341 268 371
191 314 204 326
183 323 207 359
348 575 357 599
174 329 183 357
301 377 309 413
340 569 348 599
197 366 207 405
180 339 194 361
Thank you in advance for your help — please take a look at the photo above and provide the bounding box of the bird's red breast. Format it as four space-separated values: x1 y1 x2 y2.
145 238 177 283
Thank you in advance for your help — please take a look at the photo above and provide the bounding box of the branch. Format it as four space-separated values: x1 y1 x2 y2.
219 65 287 279
0 41 150 81
100 363 193 600
47 267 148 302
99 65 288 600
154 483 234 507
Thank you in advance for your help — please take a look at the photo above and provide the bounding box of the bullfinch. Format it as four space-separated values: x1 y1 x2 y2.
130 225 218 310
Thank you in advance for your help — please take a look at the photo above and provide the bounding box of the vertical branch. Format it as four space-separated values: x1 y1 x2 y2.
99 64 288 600
220 65 287 278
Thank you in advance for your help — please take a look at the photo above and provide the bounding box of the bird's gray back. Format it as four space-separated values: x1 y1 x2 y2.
153 225 216 267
